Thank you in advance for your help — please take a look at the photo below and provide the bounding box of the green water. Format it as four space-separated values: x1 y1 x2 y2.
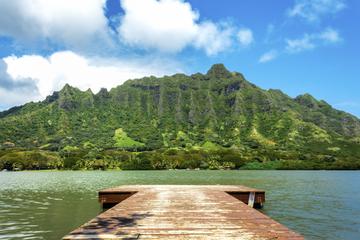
0 170 359 239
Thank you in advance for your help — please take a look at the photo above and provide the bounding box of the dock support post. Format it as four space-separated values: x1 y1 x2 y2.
248 191 255 208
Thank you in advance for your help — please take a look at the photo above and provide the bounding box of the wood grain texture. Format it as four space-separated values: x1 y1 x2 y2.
63 185 303 240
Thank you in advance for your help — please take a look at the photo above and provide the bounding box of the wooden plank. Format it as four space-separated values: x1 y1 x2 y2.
63 185 303 240
99 185 266 209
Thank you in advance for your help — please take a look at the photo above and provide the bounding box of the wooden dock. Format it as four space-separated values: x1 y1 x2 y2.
63 185 303 239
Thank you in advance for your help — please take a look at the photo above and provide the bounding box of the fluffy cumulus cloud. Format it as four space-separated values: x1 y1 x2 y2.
287 0 346 22
0 60 35 91
118 0 248 55
258 50 278 63
0 0 110 48
193 22 235 56
1 51 181 109
118 0 198 53
0 60 40 108
237 28 254 47
286 28 342 53
0 0 252 56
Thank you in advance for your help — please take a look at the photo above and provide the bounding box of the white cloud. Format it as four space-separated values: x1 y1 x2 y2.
237 28 254 47
287 0 346 22
0 88 40 110
285 34 315 53
285 28 341 53
0 0 110 48
118 0 245 55
194 22 234 56
259 28 342 63
319 28 342 43
1 51 181 109
259 50 278 63
119 0 198 53
0 59 40 108
0 0 252 56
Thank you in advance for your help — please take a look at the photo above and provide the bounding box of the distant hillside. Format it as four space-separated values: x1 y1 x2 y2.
1 64 360 170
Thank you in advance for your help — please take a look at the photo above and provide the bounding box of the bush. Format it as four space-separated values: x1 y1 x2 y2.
0 150 63 170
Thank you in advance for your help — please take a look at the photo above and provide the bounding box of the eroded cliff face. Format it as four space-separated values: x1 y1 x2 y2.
0 64 359 155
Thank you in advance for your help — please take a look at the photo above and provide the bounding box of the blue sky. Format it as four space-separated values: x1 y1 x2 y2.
0 0 359 117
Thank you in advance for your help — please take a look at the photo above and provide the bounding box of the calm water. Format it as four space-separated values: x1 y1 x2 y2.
0 170 359 239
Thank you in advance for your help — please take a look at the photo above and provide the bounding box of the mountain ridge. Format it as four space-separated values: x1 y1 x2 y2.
1 64 359 170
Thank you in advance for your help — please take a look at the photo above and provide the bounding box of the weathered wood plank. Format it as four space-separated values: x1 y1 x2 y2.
63 185 303 240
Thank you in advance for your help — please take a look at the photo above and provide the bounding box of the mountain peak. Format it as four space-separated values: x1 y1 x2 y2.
96 88 110 98
62 83 72 90
295 93 319 109
59 83 75 94
206 64 232 78
60 83 83 92
85 88 93 95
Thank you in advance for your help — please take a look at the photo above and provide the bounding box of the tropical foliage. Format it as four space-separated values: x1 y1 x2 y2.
1 64 360 170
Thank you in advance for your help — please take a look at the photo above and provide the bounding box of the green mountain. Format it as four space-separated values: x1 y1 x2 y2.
1 64 360 170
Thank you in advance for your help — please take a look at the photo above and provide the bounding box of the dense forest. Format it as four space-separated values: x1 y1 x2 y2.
1 64 360 170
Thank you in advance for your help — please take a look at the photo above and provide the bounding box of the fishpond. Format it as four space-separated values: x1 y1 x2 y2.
0 170 359 239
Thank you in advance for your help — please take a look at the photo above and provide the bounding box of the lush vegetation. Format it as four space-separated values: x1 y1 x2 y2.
1 146 359 170
1 64 360 170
